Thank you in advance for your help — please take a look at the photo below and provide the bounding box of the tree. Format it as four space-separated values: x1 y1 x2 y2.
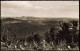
50 28 55 42
69 20 79 43
33 34 41 43
58 20 79 44
59 22 72 43
45 32 51 43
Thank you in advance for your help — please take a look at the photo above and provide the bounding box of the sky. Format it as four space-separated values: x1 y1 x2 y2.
1 1 79 18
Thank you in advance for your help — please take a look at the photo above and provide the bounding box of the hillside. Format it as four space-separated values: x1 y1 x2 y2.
1 17 79 50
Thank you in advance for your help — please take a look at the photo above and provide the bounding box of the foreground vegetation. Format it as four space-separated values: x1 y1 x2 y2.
1 17 79 50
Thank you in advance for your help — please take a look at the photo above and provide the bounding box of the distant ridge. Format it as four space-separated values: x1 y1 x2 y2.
1 16 79 19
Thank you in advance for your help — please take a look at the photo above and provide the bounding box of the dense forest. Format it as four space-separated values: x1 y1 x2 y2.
1 17 79 50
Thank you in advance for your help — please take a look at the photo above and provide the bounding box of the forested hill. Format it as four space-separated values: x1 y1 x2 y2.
1 17 79 37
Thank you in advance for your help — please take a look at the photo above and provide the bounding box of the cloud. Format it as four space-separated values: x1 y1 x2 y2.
1 1 46 10
1 1 79 18
1 1 33 8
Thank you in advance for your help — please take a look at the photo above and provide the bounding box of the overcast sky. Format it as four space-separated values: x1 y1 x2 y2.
1 1 79 18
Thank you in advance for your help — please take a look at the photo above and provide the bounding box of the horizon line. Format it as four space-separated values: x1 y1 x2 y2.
1 16 79 19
